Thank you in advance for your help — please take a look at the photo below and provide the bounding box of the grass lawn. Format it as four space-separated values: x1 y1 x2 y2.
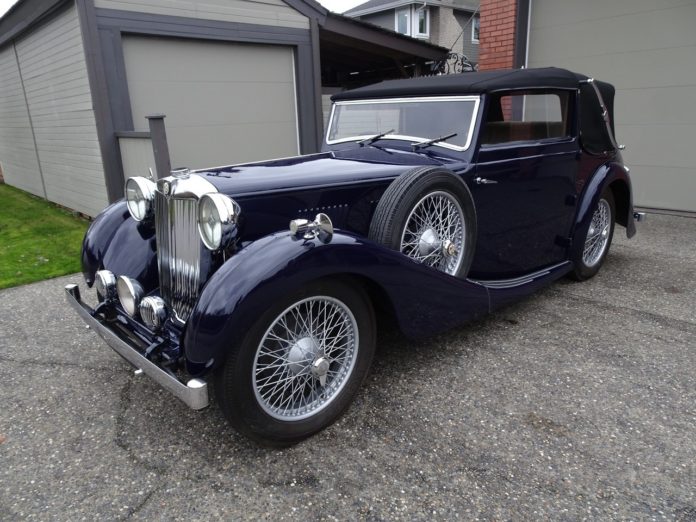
0 184 89 289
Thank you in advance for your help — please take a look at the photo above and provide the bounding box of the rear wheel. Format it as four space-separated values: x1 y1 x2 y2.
214 279 376 446
570 188 615 280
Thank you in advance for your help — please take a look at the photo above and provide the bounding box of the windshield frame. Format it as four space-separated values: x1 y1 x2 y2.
325 95 481 152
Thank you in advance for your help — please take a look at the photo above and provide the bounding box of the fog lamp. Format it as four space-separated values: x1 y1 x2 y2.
139 296 168 330
95 270 117 302
116 276 144 317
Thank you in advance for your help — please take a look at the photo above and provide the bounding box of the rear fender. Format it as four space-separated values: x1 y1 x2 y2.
571 162 635 260
183 232 490 376
81 200 158 289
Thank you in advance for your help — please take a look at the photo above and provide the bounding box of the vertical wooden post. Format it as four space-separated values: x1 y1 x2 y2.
146 114 171 180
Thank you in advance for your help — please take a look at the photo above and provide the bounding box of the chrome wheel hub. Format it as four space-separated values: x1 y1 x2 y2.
418 227 440 256
252 296 359 420
582 198 611 268
287 337 319 375
400 190 466 275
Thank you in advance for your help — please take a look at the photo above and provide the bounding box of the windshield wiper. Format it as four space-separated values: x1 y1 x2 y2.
357 129 395 147
411 132 458 151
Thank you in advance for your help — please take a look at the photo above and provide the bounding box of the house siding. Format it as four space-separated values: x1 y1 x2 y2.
0 44 44 197
360 10 396 31
93 0 309 29
454 10 479 62
431 7 479 61
1 3 108 216
355 6 479 65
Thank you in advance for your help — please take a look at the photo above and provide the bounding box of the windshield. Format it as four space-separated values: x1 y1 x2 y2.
327 96 479 150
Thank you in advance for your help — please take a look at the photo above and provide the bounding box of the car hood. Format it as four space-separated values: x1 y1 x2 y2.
195 147 454 197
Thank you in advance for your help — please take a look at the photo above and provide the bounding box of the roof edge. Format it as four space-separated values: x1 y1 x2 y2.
0 0 70 49
345 0 477 17
323 11 448 59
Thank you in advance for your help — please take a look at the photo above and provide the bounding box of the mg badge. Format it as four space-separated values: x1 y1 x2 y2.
162 181 170 195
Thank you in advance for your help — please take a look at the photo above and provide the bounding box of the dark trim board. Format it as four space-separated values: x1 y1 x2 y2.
88 7 321 201
514 0 530 69
76 0 125 203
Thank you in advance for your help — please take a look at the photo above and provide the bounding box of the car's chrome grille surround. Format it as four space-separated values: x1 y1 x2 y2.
155 191 202 323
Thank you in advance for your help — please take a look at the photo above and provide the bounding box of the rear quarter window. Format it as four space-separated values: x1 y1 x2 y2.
482 91 571 146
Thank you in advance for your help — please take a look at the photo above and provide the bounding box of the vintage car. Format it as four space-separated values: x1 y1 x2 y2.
66 67 642 445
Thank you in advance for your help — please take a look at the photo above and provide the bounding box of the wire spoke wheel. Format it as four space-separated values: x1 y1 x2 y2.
252 296 359 421
400 190 466 276
582 198 611 268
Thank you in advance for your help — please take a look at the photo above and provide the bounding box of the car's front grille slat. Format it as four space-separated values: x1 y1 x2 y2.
155 191 201 323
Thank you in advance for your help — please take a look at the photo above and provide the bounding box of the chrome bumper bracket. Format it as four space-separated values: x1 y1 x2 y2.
65 284 209 410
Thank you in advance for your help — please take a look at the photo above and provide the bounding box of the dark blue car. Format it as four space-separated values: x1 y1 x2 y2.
66 67 641 445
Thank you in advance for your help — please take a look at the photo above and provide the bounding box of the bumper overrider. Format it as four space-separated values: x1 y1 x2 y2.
65 283 209 410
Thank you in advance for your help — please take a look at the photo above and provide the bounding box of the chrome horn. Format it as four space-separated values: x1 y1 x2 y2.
289 213 334 244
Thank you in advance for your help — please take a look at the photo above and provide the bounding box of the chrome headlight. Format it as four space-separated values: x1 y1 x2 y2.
198 193 239 250
125 176 156 221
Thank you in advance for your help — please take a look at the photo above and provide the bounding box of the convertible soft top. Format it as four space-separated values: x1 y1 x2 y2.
332 67 590 100
333 67 618 154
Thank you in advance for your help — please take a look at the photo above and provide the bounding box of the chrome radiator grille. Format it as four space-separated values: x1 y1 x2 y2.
155 191 202 323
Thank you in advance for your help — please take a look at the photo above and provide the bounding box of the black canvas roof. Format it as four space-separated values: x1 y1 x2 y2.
331 67 619 155
332 67 590 100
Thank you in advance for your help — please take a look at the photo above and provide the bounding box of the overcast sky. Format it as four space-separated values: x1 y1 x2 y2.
0 0 368 17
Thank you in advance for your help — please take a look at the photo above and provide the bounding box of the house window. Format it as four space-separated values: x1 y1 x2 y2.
415 7 429 38
396 8 410 35
395 6 429 38
472 16 480 43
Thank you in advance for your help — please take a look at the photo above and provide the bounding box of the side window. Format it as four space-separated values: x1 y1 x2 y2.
482 91 570 145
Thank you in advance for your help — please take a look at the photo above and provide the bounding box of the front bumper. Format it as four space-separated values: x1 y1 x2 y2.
65 284 209 410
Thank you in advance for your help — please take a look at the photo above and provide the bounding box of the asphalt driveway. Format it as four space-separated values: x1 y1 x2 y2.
0 213 694 520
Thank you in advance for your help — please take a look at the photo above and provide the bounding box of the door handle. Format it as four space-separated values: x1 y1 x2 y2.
475 177 498 185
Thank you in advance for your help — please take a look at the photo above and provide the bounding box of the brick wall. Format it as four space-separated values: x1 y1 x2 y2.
479 0 517 70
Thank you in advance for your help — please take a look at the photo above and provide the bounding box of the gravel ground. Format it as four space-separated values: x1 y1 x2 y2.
0 213 694 520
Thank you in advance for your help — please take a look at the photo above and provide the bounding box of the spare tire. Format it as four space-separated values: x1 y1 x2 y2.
368 166 477 278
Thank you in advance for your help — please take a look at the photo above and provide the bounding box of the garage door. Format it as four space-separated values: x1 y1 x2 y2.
123 36 299 170
527 0 696 212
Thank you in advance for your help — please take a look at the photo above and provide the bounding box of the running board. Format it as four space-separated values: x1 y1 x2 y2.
470 262 572 311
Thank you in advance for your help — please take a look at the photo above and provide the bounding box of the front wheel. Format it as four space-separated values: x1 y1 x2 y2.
214 279 376 446
570 188 615 281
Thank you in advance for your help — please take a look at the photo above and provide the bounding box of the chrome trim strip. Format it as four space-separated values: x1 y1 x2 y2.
325 95 481 152
472 261 570 289
65 284 208 410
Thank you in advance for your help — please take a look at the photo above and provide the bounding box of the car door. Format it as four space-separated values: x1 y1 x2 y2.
467 90 579 279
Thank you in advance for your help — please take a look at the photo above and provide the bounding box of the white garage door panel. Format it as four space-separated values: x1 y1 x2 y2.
618 87 696 126
126 81 296 127
531 0 694 27
123 36 299 170
619 125 692 170
528 0 696 211
531 3 696 59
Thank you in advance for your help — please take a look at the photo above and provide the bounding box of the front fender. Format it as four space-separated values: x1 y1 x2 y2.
571 162 635 261
81 200 158 290
183 231 490 376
